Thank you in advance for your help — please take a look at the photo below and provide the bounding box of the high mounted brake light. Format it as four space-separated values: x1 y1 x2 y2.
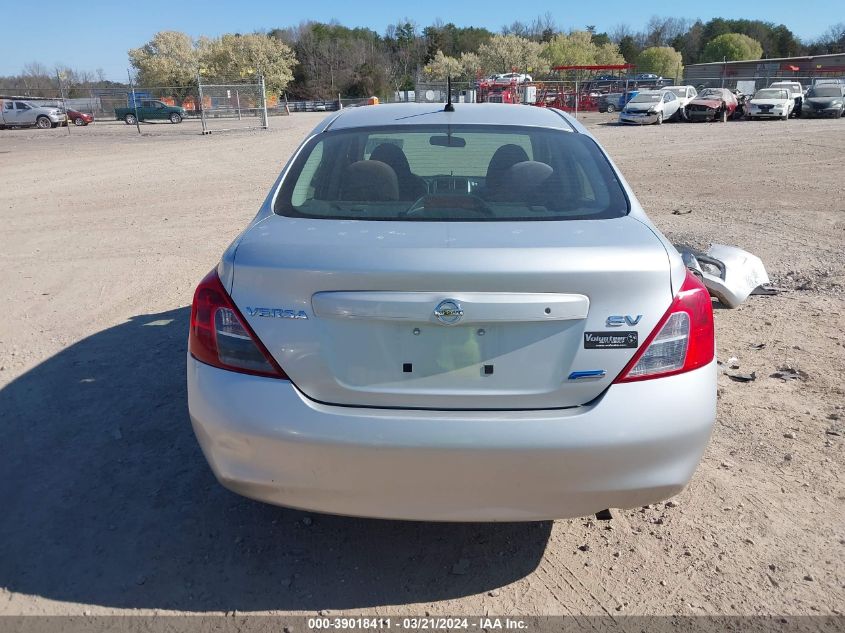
189 269 288 379
614 270 714 383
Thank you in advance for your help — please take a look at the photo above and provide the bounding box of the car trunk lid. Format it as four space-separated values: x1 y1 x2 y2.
229 215 672 409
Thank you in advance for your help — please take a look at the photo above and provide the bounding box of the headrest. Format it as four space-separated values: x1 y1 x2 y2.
486 144 530 181
369 144 411 175
500 161 554 202
339 160 399 201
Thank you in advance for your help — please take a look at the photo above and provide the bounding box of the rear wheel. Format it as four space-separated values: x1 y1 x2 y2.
35 116 51 129
606 103 616 113
169 112 182 124
124 113 137 125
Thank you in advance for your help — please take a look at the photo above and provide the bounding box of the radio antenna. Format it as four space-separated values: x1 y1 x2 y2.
444 75 454 112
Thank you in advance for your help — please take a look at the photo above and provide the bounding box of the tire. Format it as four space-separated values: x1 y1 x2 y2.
720 109 728 123
655 112 663 125
169 112 182 124
124 113 137 125
73 117 85 126
35 116 51 129
606 103 616 113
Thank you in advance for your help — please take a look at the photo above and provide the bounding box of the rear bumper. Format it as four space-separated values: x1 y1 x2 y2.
188 357 717 521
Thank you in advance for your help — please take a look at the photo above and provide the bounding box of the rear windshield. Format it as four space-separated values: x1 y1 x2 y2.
274 124 629 222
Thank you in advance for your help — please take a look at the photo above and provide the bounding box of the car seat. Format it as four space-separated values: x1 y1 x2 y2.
339 161 399 201
369 144 428 201
481 144 530 200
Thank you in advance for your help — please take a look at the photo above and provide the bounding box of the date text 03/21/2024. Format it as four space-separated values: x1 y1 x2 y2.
307 617 529 630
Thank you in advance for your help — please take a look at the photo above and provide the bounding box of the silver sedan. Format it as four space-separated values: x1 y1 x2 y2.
188 103 716 521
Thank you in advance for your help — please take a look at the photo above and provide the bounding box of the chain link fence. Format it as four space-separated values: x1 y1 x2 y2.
195 77 270 134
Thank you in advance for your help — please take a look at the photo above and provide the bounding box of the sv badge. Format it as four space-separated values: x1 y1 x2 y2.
606 314 642 327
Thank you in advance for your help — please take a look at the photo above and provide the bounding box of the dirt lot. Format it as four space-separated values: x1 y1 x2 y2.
0 111 843 617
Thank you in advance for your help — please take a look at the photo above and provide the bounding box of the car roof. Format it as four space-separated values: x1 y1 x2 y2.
320 103 576 132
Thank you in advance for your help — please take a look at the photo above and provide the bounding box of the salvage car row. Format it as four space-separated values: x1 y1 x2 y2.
618 81 845 125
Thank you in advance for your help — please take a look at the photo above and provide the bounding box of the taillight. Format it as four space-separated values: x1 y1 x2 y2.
614 270 714 383
189 269 288 379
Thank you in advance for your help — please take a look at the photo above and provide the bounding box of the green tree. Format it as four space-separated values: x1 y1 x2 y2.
129 31 199 86
544 31 625 68
423 23 493 61
459 52 482 80
636 46 683 80
422 50 463 80
701 32 763 62
199 33 296 93
477 34 549 75
618 35 640 63
422 50 483 81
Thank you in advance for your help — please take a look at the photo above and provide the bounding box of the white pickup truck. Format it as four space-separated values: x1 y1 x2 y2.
0 99 67 129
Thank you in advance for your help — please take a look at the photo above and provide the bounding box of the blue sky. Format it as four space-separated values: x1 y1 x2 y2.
0 0 833 80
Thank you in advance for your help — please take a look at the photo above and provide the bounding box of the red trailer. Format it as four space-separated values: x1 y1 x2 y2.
535 64 635 114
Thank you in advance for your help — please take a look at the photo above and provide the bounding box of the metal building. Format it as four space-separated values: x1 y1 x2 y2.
684 53 845 92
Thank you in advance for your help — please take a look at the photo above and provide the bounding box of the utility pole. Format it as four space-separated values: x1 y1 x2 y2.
56 70 70 136
197 72 208 134
260 75 269 129
127 69 141 134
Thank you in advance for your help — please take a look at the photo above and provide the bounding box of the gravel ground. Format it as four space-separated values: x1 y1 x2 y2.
0 110 843 617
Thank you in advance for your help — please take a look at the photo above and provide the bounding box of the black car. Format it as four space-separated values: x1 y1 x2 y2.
801 85 845 118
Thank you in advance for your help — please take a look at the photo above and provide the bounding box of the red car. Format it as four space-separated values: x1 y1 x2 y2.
65 108 94 126
685 88 738 122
